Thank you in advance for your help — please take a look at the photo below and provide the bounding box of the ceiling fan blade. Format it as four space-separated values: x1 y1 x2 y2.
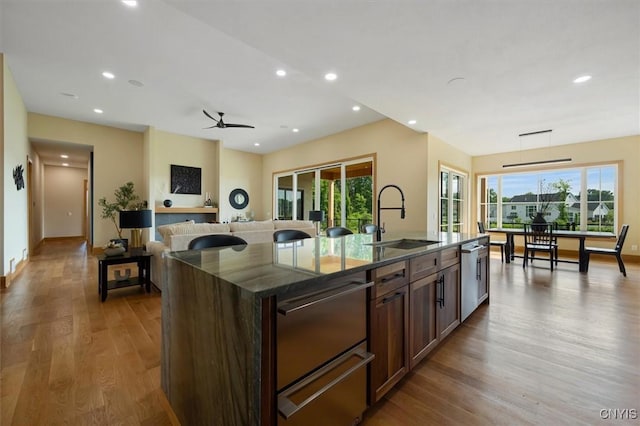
224 123 255 128
203 125 219 129
202 109 219 122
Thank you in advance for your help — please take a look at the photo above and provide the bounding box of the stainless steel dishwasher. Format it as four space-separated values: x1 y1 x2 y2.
461 241 484 321
276 272 375 425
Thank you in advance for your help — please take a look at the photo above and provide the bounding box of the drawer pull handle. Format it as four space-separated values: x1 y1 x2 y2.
277 346 375 419
380 272 405 283
382 291 405 304
278 281 374 315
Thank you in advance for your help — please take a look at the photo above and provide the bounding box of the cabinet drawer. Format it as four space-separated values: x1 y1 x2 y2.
440 246 460 269
370 261 408 299
409 252 439 282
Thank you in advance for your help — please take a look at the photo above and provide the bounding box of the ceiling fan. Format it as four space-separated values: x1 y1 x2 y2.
203 110 254 129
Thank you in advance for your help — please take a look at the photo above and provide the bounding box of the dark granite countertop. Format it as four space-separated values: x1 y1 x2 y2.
167 231 487 298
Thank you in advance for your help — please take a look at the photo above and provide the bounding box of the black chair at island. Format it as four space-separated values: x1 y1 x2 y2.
326 226 353 237
273 229 311 243
188 234 247 249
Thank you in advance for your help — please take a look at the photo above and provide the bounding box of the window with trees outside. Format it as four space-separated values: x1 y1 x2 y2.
440 167 467 233
478 164 618 232
274 158 374 234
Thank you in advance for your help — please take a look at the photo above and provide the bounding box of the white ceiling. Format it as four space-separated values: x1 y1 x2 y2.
2 0 639 167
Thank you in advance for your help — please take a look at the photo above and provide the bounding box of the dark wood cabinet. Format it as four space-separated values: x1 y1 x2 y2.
409 272 439 368
369 262 409 403
408 246 461 369
437 263 460 341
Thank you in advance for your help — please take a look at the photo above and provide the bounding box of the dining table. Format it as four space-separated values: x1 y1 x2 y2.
487 227 616 272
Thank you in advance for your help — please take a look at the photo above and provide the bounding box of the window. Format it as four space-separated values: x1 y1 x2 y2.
478 164 618 232
440 166 467 232
274 157 373 233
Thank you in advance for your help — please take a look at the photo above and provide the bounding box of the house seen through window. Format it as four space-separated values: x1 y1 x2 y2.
478 164 617 232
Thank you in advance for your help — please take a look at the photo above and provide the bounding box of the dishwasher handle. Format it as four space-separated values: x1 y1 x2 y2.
461 245 485 253
277 346 375 419
278 280 374 315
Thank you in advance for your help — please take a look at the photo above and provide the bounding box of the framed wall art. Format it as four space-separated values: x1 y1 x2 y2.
170 164 201 195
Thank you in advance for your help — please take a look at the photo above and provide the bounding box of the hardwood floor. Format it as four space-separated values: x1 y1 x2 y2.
2 239 638 425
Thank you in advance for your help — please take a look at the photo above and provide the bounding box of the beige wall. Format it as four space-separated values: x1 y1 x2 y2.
473 135 640 256
28 113 144 247
3 55 29 276
219 147 262 222
262 119 431 233
43 165 87 238
262 119 474 234
147 128 219 209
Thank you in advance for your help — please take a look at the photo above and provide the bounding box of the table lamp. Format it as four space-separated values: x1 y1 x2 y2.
119 209 152 253
308 210 324 235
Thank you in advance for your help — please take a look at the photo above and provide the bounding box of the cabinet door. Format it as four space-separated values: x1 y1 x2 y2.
409 274 439 369
369 286 409 403
437 263 460 341
477 247 489 304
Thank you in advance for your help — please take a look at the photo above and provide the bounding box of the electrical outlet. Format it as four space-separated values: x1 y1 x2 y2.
632 244 638 251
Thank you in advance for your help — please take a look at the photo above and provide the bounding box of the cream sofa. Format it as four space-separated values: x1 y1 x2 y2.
145 219 316 290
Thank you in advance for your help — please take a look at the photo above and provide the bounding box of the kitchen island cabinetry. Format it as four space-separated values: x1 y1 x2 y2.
409 246 461 368
368 261 410 403
162 232 486 426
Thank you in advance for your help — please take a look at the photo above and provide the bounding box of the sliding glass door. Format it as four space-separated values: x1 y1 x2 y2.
274 157 373 233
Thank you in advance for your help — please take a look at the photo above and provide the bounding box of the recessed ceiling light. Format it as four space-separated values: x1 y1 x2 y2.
292 128 299 133
352 105 361 112
408 120 417 125
128 79 144 87
62 163 69 167
573 75 592 83
102 71 115 79
94 108 103 114
276 69 287 77
324 72 337 81
60 92 79 99
254 143 260 146
60 154 69 159
121 0 137 7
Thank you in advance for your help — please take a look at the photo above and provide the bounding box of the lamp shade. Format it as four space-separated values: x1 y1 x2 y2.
119 209 152 229
309 210 324 222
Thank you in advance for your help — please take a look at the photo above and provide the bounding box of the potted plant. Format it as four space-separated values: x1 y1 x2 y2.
98 182 144 249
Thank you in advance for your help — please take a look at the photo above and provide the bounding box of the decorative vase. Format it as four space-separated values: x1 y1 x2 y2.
532 211 547 230
163 199 172 207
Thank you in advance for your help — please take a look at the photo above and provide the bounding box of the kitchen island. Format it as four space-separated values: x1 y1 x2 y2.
161 231 489 425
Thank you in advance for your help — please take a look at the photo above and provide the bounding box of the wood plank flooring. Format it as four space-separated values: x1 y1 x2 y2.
2 239 638 425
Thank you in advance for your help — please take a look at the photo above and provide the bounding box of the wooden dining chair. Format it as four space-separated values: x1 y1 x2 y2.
584 224 629 276
477 222 506 262
523 223 557 270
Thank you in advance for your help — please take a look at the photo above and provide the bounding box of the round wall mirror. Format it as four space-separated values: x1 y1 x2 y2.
229 188 249 209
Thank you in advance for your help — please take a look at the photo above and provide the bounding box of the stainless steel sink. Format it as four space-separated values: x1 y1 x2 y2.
364 238 440 250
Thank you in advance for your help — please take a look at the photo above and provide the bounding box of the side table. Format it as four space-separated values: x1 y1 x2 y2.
97 251 153 302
